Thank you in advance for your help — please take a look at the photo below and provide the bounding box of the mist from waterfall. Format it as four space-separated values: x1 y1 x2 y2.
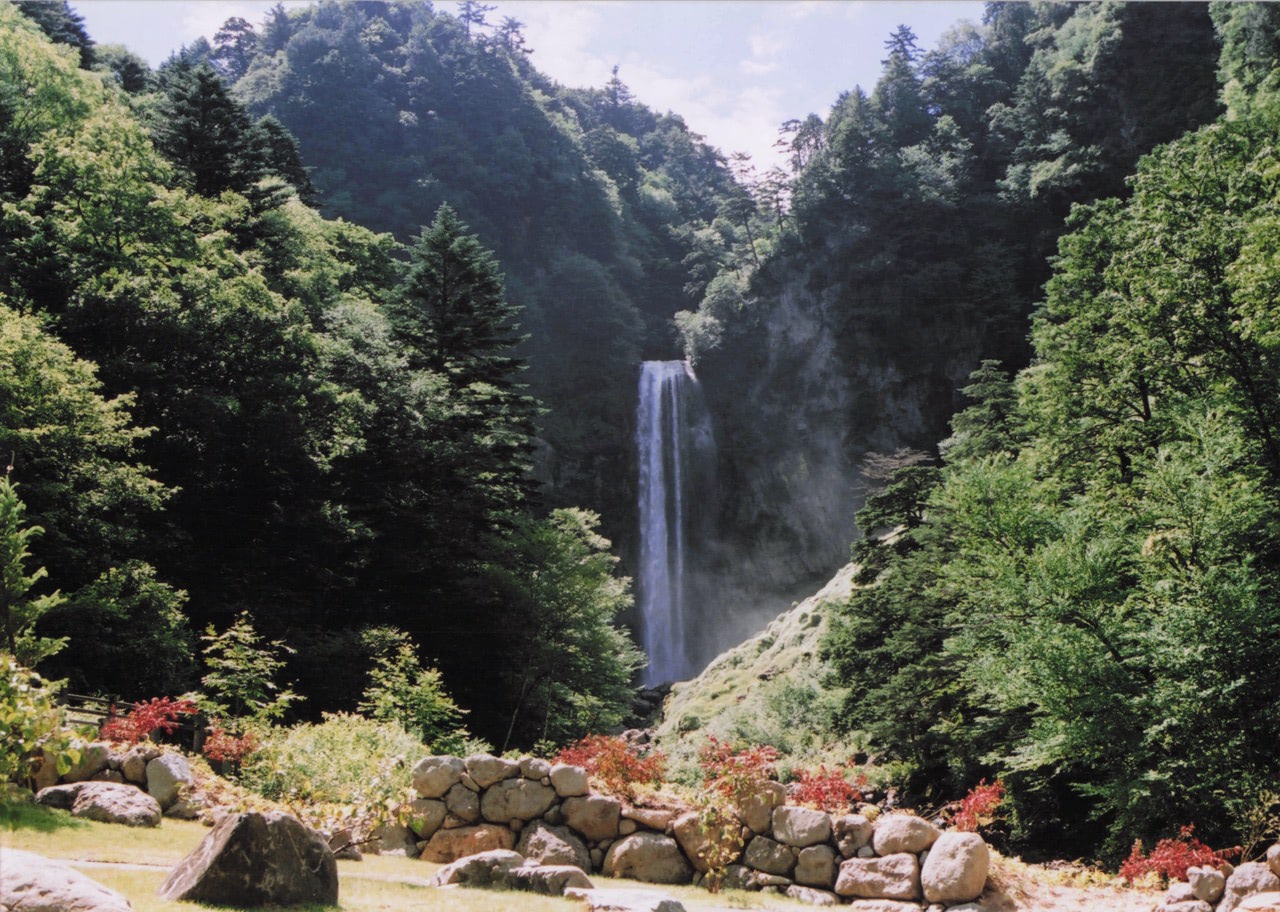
636 360 715 685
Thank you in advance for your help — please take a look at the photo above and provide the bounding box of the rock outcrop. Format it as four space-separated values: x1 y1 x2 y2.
1 848 133 912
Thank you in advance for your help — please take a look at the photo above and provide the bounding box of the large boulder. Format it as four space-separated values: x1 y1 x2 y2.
411 756 464 799
550 764 590 797
145 753 192 811
1220 862 1280 912
624 806 677 832
743 835 795 877
796 844 839 889
520 756 552 780
773 806 832 848
480 778 557 823
834 853 922 901
1237 894 1280 911
563 795 622 841
736 780 786 835
444 783 481 823
62 743 113 783
833 814 874 858
120 744 161 785
158 811 338 906
507 865 594 895
602 833 694 885
37 782 161 827
367 820 418 856
1 848 133 912
871 814 941 856
430 849 525 886
1188 866 1227 904
518 821 591 870
920 831 989 903
421 824 517 863
465 754 521 789
405 798 447 838
671 811 743 874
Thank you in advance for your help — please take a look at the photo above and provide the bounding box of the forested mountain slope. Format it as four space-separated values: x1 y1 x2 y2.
218 1 742 540
687 3 1224 620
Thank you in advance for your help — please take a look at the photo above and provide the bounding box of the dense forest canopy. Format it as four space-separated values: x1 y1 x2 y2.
5 0 1280 860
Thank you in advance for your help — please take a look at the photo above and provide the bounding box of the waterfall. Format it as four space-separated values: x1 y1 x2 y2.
636 360 714 685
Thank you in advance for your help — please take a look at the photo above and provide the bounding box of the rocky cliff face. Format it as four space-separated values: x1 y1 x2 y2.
693 267 990 646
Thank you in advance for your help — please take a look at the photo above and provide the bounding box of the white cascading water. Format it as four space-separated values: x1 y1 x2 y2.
636 360 714 685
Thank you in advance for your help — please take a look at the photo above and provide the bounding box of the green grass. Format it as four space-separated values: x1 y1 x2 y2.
2 802 819 912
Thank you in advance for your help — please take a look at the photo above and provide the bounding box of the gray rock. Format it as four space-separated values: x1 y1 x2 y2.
1269 844 1280 879
563 795 622 841
1221 862 1280 912
1188 867 1226 904
520 756 552 780
164 795 204 820
1 848 133 912
444 782 481 823
722 864 756 891
421 823 517 863
367 821 417 856
773 806 833 848
872 815 941 856
479 778 557 823
1236 894 1280 911
845 902 927 912
120 744 161 784
62 742 113 783
671 810 742 874
786 884 842 906
919 831 988 904
835 853 922 901
623 806 676 832
518 820 591 870
91 770 125 784
834 814 875 857
405 797 447 838
37 782 161 827
158 811 338 906
550 763 590 797
507 864 594 895
736 780 786 835
411 755 464 799
564 887 687 912
744 835 796 876
465 753 521 788
602 833 694 885
145 753 192 811
430 849 525 886
796 844 839 888
1154 901 1213 912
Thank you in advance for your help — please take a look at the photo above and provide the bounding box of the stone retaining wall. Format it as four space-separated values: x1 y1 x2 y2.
376 753 991 909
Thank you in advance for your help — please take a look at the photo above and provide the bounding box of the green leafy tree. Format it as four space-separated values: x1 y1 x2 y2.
484 508 643 750
358 627 470 751
0 478 65 667
200 612 300 723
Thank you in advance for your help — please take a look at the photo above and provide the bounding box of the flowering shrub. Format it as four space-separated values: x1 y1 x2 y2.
554 735 665 800
202 723 259 766
952 778 1006 832
100 696 198 744
697 735 778 801
788 764 868 813
1119 825 1241 885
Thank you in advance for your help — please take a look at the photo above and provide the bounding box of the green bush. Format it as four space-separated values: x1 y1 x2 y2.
0 655 79 788
239 712 422 809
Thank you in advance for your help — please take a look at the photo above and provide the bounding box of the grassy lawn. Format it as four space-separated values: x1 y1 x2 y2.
1 802 816 912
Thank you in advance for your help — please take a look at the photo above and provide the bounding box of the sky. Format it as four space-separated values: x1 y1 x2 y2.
74 0 986 168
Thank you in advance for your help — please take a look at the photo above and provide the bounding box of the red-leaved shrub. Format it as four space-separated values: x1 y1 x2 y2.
201 723 259 767
554 735 665 800
1119 825 1241 885
788 764 868 812
100 696 198 744
952 778 1006 832
698 735 779 801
